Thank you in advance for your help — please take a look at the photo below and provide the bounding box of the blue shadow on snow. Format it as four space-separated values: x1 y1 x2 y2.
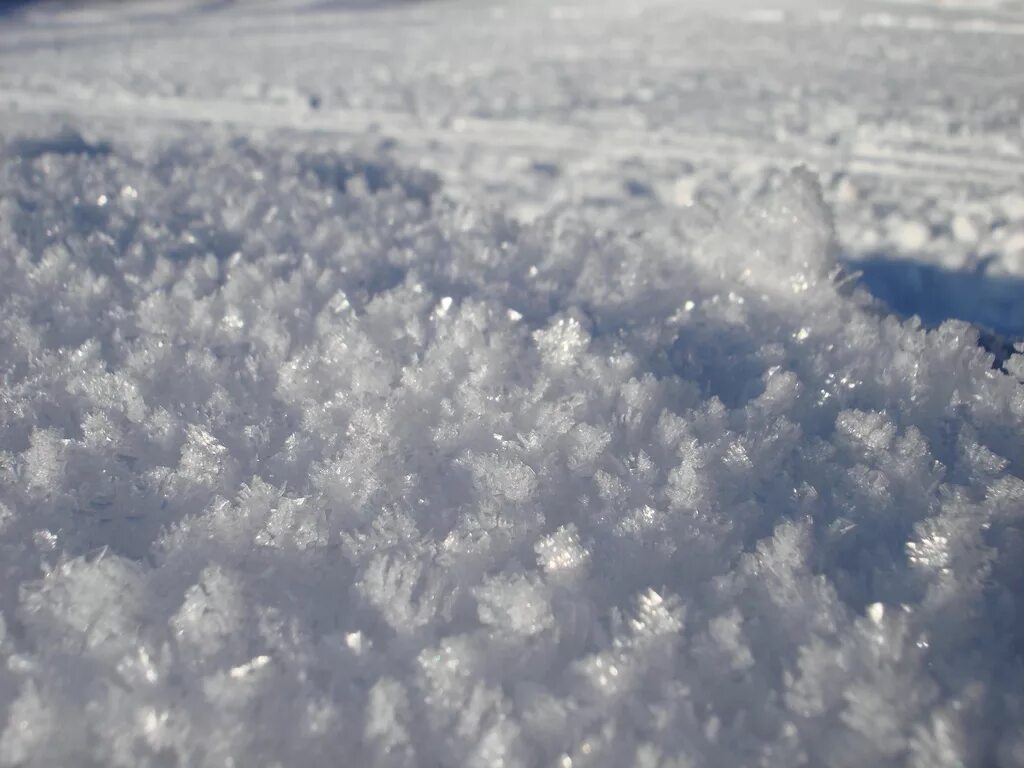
850 255 1024 341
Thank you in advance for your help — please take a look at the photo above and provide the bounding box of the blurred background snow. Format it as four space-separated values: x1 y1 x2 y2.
5 0 1022 332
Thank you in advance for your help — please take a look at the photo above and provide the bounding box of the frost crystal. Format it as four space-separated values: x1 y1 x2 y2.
0 128 1020 768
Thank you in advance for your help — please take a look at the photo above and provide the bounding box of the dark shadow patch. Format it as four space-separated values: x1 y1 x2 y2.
299 151 440 205
623 178 656 199
531 161 560 178
0 0 35 18
5 127 112 160
849 254 1024 342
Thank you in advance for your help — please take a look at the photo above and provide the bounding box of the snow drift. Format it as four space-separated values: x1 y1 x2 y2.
0 131 1022 767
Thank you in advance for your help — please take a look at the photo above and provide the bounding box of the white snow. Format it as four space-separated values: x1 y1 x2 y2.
0 0 1023 766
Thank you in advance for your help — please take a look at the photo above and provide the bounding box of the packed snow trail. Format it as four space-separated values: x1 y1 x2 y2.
0 1 1024 767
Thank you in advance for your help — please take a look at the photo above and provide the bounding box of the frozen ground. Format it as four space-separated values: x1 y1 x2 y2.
0 0 1023 766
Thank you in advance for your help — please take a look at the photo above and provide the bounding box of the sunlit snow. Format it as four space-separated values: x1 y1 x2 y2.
0 0 1022 766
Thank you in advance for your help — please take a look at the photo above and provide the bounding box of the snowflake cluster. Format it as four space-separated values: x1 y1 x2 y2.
0 130 1022 767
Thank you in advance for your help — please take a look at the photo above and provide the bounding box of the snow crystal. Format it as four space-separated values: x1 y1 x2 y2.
0 128 1021 768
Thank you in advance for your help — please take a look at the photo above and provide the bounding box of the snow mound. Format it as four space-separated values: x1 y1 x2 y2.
0 130 1023 767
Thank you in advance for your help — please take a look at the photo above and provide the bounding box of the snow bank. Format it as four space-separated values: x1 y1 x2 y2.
0 130 1022 767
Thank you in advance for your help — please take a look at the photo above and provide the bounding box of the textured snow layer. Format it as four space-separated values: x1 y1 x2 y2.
0 130 1022 768
1 0 1024 765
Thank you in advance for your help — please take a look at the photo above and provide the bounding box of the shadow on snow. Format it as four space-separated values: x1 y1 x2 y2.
849 253 1024 361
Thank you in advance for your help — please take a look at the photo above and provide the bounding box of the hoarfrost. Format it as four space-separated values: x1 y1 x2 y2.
0 133 1021 768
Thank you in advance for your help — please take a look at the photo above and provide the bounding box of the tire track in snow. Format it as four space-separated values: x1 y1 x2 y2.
5 0 1024 57
2 87 1022 188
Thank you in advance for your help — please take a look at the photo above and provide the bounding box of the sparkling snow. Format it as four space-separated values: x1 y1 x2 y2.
0 0 1023 766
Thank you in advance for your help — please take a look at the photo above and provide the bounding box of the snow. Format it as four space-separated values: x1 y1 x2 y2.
0 0 1023 766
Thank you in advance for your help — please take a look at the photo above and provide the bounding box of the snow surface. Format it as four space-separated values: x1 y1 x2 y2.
0 0 1023 766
